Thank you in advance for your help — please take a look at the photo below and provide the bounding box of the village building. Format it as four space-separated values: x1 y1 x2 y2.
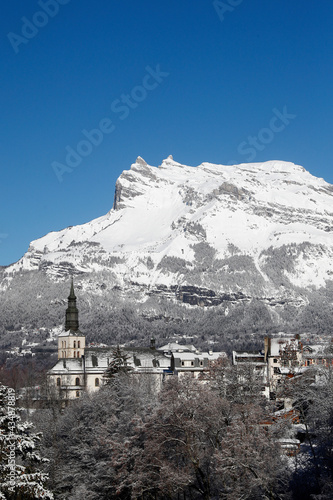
264 335 304 400
232 348 269 398
302 343 333 368
171 350 227 377
158 342 227 377
233 334 315 404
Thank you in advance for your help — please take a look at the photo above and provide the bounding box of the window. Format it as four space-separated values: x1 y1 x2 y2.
77 352 80 358
78 341 81 348
73 341 76 348
273 359 278 363
57 378 61 386
95 378 99 387
74 352 76 358
64 341 66 348
75 377 80 386
76 391 80 398
181 360 195 367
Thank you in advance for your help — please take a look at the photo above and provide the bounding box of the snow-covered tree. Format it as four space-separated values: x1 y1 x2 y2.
104 345 132 381
125 374 287 500
46 372 157 499
288 366 333 499
0 383 53 499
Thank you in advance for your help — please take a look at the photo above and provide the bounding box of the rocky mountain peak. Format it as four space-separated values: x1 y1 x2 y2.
135 156 148 166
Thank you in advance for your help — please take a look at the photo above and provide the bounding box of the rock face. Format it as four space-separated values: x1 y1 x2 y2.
2 157 333 322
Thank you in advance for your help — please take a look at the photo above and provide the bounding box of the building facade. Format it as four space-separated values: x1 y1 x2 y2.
233 334 333 405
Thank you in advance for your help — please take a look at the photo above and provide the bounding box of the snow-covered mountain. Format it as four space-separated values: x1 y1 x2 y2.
2 157 333 342
7 157 333 289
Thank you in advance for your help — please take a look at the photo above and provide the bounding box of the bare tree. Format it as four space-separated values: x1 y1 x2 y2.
127 374 287 500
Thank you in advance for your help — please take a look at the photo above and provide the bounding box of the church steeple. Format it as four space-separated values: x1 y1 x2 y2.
65 278 79 332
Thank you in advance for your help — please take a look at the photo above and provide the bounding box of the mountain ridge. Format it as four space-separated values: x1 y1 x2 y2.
5 157 333 289
1 157 333 347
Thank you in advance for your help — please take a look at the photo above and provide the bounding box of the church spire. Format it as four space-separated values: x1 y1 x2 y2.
65 278 79 332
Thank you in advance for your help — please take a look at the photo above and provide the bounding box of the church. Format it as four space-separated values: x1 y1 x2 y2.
47 280 225 401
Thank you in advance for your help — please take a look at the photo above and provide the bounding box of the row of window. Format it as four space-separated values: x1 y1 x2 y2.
181 360 204 367
56 377 100 387
60 340 81 348
272 358 333 367
60 351 81 358
304 358 333 366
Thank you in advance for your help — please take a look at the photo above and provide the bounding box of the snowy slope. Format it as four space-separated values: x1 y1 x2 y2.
5 157 333 296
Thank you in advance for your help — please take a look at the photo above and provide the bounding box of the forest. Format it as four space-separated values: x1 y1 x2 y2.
2 265 333 362
1 357 333 499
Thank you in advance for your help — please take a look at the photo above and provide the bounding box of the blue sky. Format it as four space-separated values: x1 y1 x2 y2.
1 0 332 266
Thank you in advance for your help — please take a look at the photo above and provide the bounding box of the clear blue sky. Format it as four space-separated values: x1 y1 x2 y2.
1 0 332 266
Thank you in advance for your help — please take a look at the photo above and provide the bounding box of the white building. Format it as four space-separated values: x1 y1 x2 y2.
48 345 172 400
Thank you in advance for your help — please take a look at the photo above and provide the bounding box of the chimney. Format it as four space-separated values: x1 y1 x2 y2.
264 336 270 362
150 338 156 350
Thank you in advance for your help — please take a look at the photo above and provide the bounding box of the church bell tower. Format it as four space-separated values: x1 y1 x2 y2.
65 278 79 332
57 278 86 360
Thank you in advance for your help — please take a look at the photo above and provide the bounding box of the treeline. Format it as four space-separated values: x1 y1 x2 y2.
1 268 333 356
0 352 57 391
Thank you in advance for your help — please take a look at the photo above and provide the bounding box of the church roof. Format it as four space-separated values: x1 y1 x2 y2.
48 358 83 374
85 346 171 371
49 344 173 377
58 328 84 338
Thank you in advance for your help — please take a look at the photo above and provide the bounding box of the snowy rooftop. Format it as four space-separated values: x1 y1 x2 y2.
158 342 198 353
233 351 264 357
85 347 171 371
48 358 83 374
58 329 85 338
303 343 333 357
173 351 226 361
270 337 299 356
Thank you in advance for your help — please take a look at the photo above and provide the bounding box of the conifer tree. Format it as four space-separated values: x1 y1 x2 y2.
104 345 132 381
0 383 53 499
